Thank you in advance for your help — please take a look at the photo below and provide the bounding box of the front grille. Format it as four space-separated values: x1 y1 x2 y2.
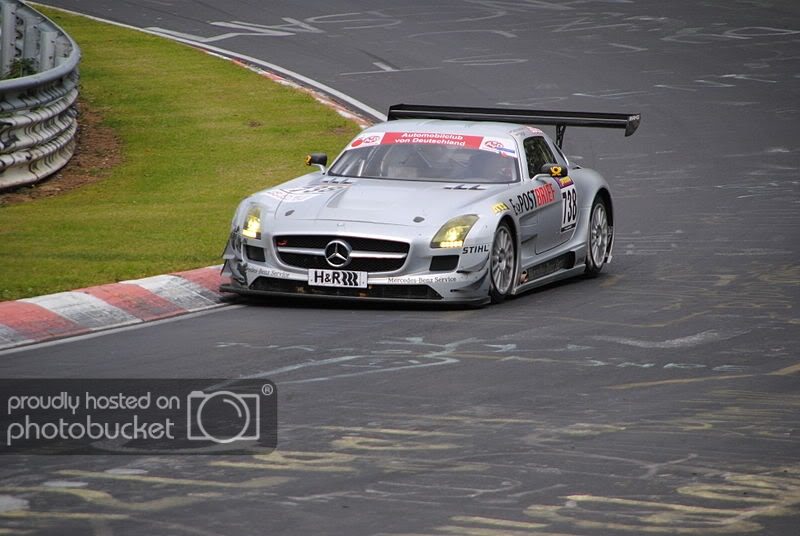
279 253 404 273
251 277 442 300
275 235 408 253
274 235 410 273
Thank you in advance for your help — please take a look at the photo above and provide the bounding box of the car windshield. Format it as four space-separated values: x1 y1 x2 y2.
328 131 520 183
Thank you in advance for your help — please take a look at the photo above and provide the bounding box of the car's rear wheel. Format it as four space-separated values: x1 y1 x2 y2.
489 221 516 303
585 196 609 277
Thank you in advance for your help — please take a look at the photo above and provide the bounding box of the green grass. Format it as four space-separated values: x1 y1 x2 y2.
0 8 361 300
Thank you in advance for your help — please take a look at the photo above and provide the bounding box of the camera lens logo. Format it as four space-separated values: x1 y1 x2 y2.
186 391 260 444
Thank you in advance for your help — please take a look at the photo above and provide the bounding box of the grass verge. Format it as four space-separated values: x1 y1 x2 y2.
0 8 361 300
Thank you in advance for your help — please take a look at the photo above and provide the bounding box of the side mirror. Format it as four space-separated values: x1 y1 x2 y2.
306 152 328 172
540 163 568 178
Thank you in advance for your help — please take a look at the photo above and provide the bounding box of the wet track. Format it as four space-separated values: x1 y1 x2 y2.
1 1 799 534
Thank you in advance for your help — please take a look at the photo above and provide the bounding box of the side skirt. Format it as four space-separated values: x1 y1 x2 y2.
511 251 586 295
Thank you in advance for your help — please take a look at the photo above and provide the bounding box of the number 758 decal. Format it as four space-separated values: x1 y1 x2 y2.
561 185 578 232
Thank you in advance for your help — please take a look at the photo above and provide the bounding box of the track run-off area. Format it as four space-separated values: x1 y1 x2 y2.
1 1 799 534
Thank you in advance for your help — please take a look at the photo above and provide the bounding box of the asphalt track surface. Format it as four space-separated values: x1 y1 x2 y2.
2 1 799 534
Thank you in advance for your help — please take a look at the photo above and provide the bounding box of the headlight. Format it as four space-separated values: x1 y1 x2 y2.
241 205 262 239
431 215 479 248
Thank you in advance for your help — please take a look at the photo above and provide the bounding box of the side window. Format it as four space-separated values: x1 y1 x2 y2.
523 137 556 178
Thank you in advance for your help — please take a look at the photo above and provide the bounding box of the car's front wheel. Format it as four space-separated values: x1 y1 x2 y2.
585 196 609 277
489 221 516 303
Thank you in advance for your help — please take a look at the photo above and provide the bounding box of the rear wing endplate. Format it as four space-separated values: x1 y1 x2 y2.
387 104 640 148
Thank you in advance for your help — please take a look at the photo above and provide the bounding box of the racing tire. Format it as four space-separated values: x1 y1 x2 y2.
489 221 516 303
585 196 609 277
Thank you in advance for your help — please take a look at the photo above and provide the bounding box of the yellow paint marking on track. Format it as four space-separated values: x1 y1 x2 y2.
373 459 490 473
556 423 626 436
709 389 800 403
611 360 800 390
679 471 800 503
381 413 538 424
1 486 197 512
608 374 752 390
677 484 778 504
57 470 290 489
600 273 623 288
524 501 763 534
713 274 737 286
758 265 800 285
211 450 356 473
770 362 800 376
332 436 457 451
437 526 550 536
450 515 548 529
653 418 714 432
523 467 800 535
318 426 463 437
373 533 438 536
566 494 748 515
211 460 354 472
0 511 128 520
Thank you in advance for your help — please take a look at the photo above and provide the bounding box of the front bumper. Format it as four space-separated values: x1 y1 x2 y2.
221 222 493 305
220 280 489 306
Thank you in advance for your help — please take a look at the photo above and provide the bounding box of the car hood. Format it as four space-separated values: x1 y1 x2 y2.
260 177 502 227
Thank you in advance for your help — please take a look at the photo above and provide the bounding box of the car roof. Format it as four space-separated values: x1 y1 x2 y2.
365 118 534 138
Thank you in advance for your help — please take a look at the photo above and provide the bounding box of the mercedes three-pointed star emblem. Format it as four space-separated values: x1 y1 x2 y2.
324 239 352 268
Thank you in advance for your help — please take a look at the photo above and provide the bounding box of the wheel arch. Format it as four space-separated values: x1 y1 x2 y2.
499 212 520 283
498 213 518 247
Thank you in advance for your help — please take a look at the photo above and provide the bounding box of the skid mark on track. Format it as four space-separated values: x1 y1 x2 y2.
281 355 459 384
538 311 712 329
219 337 488 385
210 330 793 390
594 329 748 349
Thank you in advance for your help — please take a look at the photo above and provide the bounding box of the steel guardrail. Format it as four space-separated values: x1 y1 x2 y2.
0 0 79 190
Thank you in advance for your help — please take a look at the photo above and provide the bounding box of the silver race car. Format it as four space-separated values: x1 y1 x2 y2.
221 104 640 305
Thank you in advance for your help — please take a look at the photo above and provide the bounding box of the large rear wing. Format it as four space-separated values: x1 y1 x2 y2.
387 103 640 148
